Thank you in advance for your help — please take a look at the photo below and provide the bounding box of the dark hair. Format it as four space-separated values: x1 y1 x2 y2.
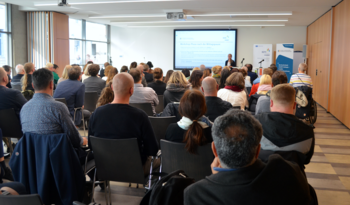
71 64 79 66
104 62 110 68
189 70 203 89
120 66 128 73
240 69 247 77
263 68 273 77
164 70 174 84
3 65 11 72
231 68 239 73
87 61 93 64
270 64 276 67
245 64 253 72
219 69 231 89
68 66 82 80
212 109 263 168
182 69 190 78
32 68 53 91
53 64 58 69
203 68 211 78
147 61 153 69
226 72 245 89
97 82 114 108
153 67 163 80
88 64 100 76
129 68 141 83
272 71 288 86
179 90 207 154
269 66 277 73
130 62 137 69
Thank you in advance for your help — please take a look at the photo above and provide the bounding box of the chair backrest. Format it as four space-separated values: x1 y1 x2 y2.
11 83 22 91
55 98 68 107
130 103 154 116
148 116 177 144
0 109 23 138
160 140 213 181
90 136 145 184
84 91 98 113
155 95 164 113
0 194 43 205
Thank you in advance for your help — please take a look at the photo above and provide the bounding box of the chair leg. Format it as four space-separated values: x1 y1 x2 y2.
148 157 154 189
108 181 112 205
104 181 108 205
91 168 97 203
82 111 86 137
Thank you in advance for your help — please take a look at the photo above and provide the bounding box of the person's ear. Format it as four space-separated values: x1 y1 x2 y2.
211 142 218 157
130 86 134 96
216 84 219 91
270 99 274 108
201 86 204 93
50 81 54 90
255 144 261 159
293 101 297 110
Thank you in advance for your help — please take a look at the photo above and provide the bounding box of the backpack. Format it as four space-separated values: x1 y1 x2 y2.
140 170 195 205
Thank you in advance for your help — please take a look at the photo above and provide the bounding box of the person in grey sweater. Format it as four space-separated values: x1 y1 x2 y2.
83 64 106 96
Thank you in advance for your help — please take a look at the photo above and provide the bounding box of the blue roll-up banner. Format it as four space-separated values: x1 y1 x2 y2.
276 44 294 81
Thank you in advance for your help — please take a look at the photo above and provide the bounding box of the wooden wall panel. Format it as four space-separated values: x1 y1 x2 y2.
307 11 332 110
329 0 350 128
52 12 69 77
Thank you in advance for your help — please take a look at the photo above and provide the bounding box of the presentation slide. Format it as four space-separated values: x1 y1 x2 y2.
174 29 237 70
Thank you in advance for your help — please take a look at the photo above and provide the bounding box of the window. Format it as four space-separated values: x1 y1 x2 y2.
69 19 110 69
0 3 11 67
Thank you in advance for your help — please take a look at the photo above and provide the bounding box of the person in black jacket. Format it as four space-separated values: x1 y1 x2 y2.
142 64 154 83
224 53 236 69
255 84 315 165
163 71 189 108
184 109 313 205
147 67 166 95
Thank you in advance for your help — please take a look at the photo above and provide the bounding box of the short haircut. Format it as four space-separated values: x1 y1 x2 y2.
153 67 163 79
260 74 272 85
225 72 245 89
231 68 239 73
88 64 100 76
212 109 262 168
120 65 128 73
245 64 253 72
16 64 24 73
182 69 190 78
269 66 277 73
270 64 276 67
53 64 58 69
270 84 296 106
272 71 288 86
263 68 273 77
3 65 11 72
143 64 149 71
130 62 137 69
211 65 222 74
32 68 53 91
46 62 53 69
129 68 141 83
299 63 308 72
68 66 82 80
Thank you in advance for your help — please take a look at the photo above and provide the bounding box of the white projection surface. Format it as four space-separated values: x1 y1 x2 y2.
174 30 237 69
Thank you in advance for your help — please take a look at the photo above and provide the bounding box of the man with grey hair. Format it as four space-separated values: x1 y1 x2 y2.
201 77 232 122
200 64 206 71
289 63 313 88
184 109 312 205
12 64 25 87
136 64 148 87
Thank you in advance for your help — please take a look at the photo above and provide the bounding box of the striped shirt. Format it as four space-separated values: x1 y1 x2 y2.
289 73 313 88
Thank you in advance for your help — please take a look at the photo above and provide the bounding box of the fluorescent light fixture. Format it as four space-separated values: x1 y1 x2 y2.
192 12 293 16
90 15 165 18
126 24 285 27
111 19 288 23
35 0 188 6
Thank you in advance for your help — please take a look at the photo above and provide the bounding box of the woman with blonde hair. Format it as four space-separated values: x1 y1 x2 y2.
82 64 91 81
96 82 114 108
21 62 35 91
102 65 113 81
106 67 118 85
163 71 189 108
58 65 72 84
223 66 230 71
164 70 174 84
257 74 272 95
212 65 222 85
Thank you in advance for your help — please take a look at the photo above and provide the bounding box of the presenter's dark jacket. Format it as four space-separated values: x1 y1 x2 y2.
205 96 233 122
225 59 236 67
184 154 312 205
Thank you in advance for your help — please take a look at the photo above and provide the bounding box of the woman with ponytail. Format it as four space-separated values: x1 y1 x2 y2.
165 89 213 154
21 62 35 91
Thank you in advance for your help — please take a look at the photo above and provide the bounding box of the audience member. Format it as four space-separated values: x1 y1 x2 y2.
290 63 313 88
21 62 35 91
20 68 87 163
253 67 276 85
12 64 25 85
164 70 174 84
82 64 91 82
0 67 27 116
241 66 252 90
218 72 248 110
106 67 118 85
270 65 277 73
249 68 273 97
255 84 315 164
147 67 166 95
189 70 204 92
203 68 211 79
99 62 109 78
147 61 154 73
201 77 232 122
165 90 212 153
136 64 148 87
58 65 72 84
129 61 137 70
211 65 222 85
184 109 312 205
256 71 288 115
200 64 206 71
0 182 27 195
102 65 113 81
96 82 114 108
83 61 93 73
120 65 128 73
53 64 59 83
231 68 239 73
83 64 106 96
246 63 257 84
46 63 58 85
54 66 91 126
88 72 159 174
3 65 11 88
129 69 159 115
182 69 190 80
143 64 154 83
164 71 189 108
223 66 230 71
218 69 231 89
257 74 272 95
193 67 200 71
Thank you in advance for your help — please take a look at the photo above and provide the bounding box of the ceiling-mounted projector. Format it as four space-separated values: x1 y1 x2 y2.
166 12 186 21
58 0 70 6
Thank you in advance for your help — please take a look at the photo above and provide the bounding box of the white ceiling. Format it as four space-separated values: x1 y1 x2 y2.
6 0 340 27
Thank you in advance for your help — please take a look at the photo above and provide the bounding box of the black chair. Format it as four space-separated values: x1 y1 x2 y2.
0 109 23 153
130 103 154 116
11 82 22 91
90 137 146 204
84 91 98 113
160 140 213 181
148 116 177 144
0 194 43 205
54 98 68 107
232 106 241 110
155 95 164 114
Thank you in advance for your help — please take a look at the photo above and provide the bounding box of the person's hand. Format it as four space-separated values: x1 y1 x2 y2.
82 137 88 146
211 157 221 174
82 105 85 109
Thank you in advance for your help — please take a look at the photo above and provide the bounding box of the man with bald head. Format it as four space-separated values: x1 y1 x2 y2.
0 67 27 116
136 64 148 87
88 73 159 174
201 77 233 122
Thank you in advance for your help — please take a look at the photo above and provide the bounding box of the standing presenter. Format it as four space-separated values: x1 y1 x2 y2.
225 54 236 69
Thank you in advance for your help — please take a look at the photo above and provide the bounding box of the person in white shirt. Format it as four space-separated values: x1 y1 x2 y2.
225 54 236 69
218 72 248 110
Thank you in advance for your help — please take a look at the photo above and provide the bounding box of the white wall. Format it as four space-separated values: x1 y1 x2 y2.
111 26 306 74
